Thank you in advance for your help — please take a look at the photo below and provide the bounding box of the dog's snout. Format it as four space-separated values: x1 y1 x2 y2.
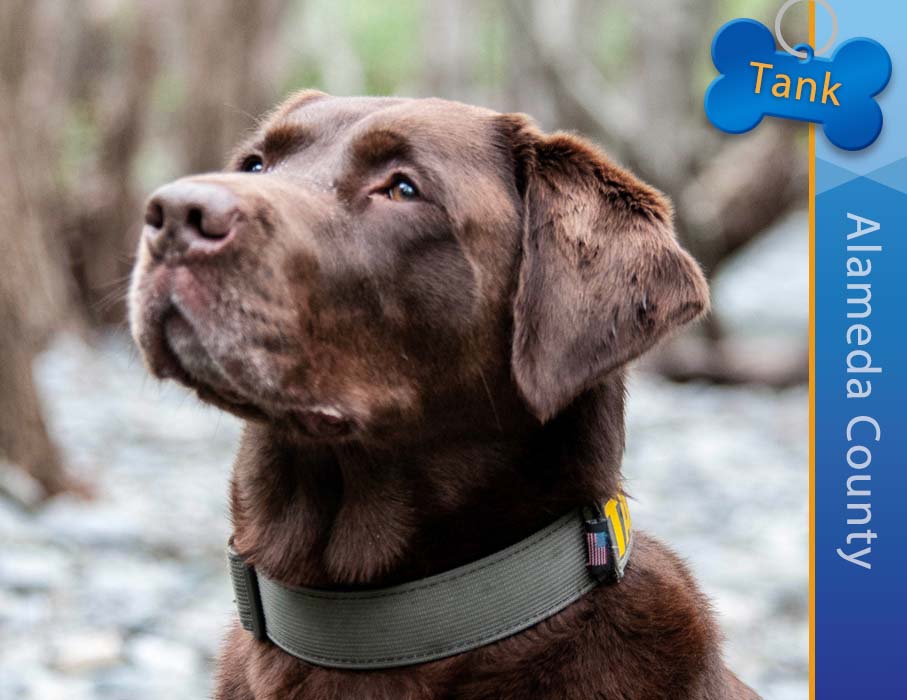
143 180 239 258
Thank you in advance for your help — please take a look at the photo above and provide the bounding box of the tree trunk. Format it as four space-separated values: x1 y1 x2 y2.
181 0 290 174
0 121 72 496
0 0 75 498
66 2 160 325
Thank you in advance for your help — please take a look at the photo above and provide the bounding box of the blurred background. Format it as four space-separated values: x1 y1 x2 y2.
0 1 808 698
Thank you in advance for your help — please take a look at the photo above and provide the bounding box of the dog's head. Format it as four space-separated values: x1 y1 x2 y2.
130 92 707 441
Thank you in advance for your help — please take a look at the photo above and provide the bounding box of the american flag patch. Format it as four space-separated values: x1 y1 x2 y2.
586 530 610 567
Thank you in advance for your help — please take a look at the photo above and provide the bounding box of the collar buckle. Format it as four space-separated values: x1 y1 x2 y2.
228 540 267 641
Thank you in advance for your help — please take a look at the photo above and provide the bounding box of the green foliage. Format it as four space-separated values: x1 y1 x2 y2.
472 3 508 89
595 6 632 80
347 0 422 94
59 102 100 192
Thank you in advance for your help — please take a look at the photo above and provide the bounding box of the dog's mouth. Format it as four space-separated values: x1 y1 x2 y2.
143 304 358 438
151 309 267 421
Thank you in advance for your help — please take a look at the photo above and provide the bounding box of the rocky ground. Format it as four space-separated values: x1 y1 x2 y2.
0 215 808 700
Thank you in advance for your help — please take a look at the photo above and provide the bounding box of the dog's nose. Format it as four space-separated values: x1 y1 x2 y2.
143 180 239 258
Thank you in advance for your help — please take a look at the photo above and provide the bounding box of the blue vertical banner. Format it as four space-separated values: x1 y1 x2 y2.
814 1 907 698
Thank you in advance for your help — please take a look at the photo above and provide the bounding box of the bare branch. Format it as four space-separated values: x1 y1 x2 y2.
678 121 808 274
504 0 640 153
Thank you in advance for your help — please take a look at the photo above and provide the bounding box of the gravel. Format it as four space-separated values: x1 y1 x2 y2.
1 335 238 700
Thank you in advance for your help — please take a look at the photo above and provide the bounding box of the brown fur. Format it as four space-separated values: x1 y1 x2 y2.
129 92 759 699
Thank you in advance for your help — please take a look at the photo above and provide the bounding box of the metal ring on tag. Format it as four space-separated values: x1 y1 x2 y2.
775 0 837 58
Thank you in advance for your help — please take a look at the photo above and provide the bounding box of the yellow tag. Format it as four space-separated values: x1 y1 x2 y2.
603 493 632 562
604 499 626 558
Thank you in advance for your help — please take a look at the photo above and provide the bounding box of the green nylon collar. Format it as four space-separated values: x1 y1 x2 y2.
228 500 632 669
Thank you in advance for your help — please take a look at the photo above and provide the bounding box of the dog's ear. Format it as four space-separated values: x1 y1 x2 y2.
500 116 709 422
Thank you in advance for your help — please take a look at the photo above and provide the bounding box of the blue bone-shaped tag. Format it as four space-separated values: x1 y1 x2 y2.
704 19 891 151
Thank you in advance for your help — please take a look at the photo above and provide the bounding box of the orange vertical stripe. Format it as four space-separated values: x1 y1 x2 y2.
808 2 817 700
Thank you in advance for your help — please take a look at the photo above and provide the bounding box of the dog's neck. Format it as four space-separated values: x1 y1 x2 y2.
229 376 626 588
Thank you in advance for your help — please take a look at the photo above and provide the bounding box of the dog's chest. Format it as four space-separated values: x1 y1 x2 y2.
229 600 622 700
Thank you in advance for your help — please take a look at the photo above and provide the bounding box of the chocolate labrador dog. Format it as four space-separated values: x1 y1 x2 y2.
129 91 759 699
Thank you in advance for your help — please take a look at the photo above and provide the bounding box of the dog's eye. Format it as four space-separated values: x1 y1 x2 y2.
387 177 418 202
240 155 264 173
